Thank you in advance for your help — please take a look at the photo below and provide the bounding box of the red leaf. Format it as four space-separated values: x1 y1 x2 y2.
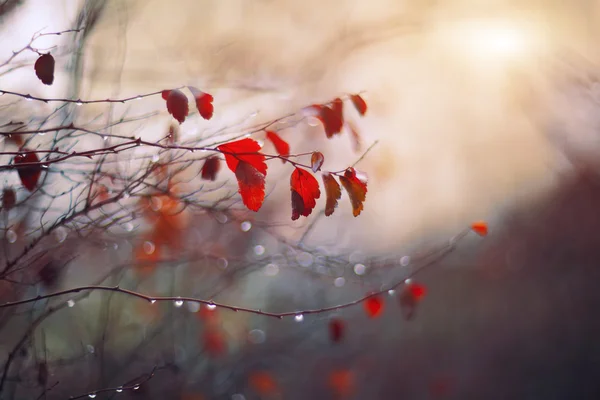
399 281 427 321
14 151 42 191
364 295 384 318
339 167 367 217
218 138 267 175
249 371 279 396
322 173 341 217
202 327 226 358
350 94 367 116
2 188 16 210
235 161 266 212
328 369 355 397
346 121 363 152
314 98 344 138
310 151 324 172
329 318 345 343
265 131 290 162
290 167 321 220
201 156 221 181
471 221 489 236
163 89 189 124
188 86 214 120
34 53 54 85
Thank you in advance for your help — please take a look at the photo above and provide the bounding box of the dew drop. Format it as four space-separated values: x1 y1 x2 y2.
151 154 160 163
294 314 304 322
116 387 123 393
6 229 17 244
240 221 252 232
76 101 83 106
264 263 279 276
253 245 265 256
174 299 184 308
88 394 96 399
206 303 216 310
26 97 33 102
353 263 366 276
38 132 45 136
400 256 411 267
388 289 396 296
149 299 156 304
102 136 108 141
143 241 155 255
334 277 345 287
136 95 143 101
67 299 75 307
187 301 200 313
405 278 413 285
133 385 140 390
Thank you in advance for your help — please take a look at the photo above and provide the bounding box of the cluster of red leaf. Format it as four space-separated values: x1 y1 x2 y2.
162 86 213 124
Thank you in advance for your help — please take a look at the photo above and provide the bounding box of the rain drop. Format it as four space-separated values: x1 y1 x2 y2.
253 245 265 256
334 277 345 287
88 394 96 399
149 299 156 304
294 314 304 322
353 263 366 276
151 154 160 163
240 221 252 232
136 95 143 101
174 299 184 308
133 385 140 390
400 256 411 267
76 101 83 106
206 303 216 310
187 301 200 313
116 387 123 393
405 278 412 285
388 289 396 296
38 132 45 136
67 299 75 307
6 229 17 244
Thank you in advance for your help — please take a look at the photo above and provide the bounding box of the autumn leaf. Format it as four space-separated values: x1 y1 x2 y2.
350 94 367 116
471 221 489 236
162 89 189 124
249 371 279 396
34 53 54 85
290 167 321 220
235 161 266 212
201 156 221 181
202 327 226 358
364 295 384 318
314 98 344 138
2 188 16 211
328 369 355 398
346 121 363 152
265 131 290 162
14 151 42 191
339 167 367 217
188 86 214 120
310 151 324 172
329 318 345 343
322 173 341 217
218 138 268 212
399 281 427 321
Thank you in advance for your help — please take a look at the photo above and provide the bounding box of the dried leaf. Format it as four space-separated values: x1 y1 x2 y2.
364 295 384 318
188 86 214 120
265 130 290 162
310 151 324 172
339 167 367 217
2 188 16 210
350 94 367 116
329 318 345 343
290 167 321 220
163 89 189 124
34 53 54 85
14 151 42 191
322 173 341 217
201 156 220 181
471 221 489 236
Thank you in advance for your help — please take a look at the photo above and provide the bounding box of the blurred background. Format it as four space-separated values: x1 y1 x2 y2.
2 0 600 398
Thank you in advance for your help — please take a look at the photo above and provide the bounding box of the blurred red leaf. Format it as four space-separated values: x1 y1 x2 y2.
2 188 16 210
471 221 489 236
346 121 363 152
163 89 189 124
314 98 344 138
339 167 367 217
266 131 290 162
290 167 321 220
14 151 42 191
328 369 355 398
329 318 345 343
201 156 221 181
249 371 279 396
202 327 226 358
34 53 54 85
399 281 427 320
364 295 384 318
218 138 267 212
350 94 367 116
310 151 324 172
322 173 341 217
188 86 214 120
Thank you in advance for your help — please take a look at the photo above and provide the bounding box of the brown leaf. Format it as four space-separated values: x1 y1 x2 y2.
339 167 367 217
201 156 221 181
322 173 341 217
2 188 16 211
14 151 42 191
163 89 189 124
310 151 324 172
34 53 54 85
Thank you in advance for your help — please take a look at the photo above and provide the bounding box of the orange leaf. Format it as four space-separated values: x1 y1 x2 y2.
14 151 42 192
218 138 267 175
201 156 220 181
310 151 324 172
163 89 189 124
339 167 367 217
290 167 321 220
265 131 290 162
328 369 355 397
471 221 489 236
350 94 367 116
314 98 344 138
2 188 16 211
322 173 341 217
188 86 214 120
235 161 266 212
34 53 54 85
329 318 345 343
364 295 384 318
249 371 279 396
